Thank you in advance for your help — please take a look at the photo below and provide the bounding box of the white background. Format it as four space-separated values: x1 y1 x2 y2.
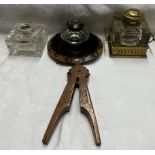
0 4 155 150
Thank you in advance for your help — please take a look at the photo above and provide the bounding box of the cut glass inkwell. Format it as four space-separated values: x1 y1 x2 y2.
42 19 103 146
108 8 152 58
5 23 47 57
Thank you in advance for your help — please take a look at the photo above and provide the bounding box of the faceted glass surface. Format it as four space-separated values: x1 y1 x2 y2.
111 18 145 47
61 29 89 45
5 23 47 57
120 25 142 46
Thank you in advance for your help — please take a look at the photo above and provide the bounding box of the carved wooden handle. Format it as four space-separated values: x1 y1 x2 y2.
42 75 77 145
79 77 101 146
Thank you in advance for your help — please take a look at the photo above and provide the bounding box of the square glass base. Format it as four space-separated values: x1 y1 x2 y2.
5 23 48 57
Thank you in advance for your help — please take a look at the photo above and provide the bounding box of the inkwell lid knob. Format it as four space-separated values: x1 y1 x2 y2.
122 8 143 25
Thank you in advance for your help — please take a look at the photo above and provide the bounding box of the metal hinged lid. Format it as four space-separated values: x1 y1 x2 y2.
122 8 143 25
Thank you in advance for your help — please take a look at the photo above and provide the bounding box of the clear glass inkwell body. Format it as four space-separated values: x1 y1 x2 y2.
61 19 89 45
108 8 151 58
5 23 47 57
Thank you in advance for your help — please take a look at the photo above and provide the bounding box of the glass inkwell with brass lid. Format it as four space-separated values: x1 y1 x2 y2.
108 8 152 58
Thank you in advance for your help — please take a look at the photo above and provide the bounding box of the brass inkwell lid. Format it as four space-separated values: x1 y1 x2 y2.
48 19 103 64
122 8 143 25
